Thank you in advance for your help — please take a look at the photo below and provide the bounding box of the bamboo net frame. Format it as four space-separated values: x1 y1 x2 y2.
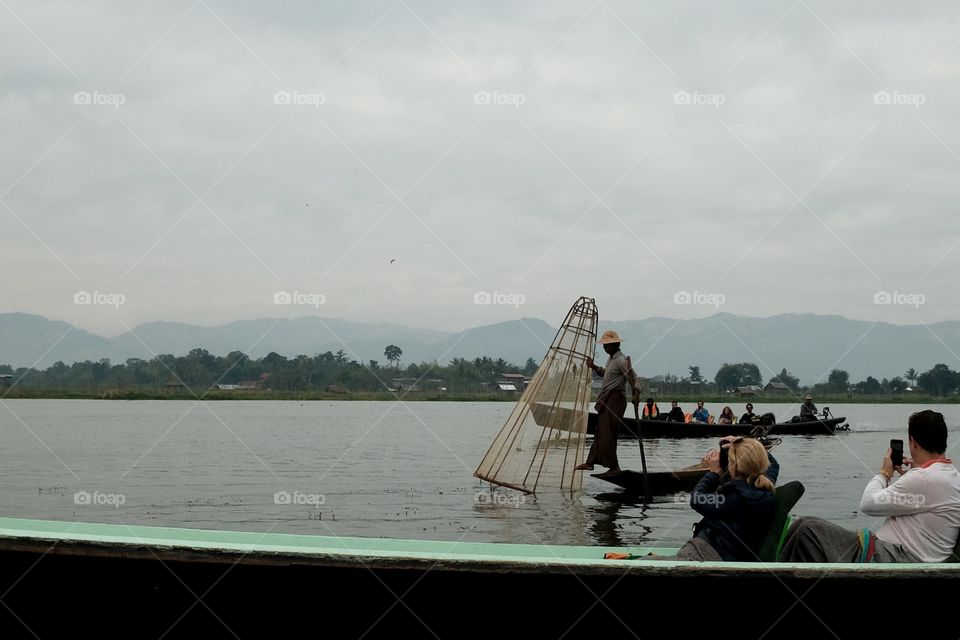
474 296 598 494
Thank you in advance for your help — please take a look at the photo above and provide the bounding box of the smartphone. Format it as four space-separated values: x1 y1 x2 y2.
890 439 904 467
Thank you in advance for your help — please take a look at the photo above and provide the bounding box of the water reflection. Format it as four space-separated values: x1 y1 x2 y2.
587 492 653 547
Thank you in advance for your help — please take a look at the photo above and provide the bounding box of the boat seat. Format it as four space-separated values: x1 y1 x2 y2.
758 480 805 562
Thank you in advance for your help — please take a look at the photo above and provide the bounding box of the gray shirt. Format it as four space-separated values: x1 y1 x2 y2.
597 351 640 396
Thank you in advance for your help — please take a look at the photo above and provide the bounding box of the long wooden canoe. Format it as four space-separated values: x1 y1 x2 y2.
0 516 957 637
587 413 847 437
592 462 708 494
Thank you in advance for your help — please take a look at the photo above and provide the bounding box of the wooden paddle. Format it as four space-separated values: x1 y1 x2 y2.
625 356 651 503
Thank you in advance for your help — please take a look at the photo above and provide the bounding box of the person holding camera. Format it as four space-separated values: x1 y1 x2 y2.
673 436 780 561
575 330 642 477
780 410 960 563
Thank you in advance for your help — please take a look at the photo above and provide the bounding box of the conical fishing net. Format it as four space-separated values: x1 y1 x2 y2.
474 296 598 493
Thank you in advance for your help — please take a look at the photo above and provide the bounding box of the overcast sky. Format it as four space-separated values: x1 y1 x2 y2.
3 1 959 337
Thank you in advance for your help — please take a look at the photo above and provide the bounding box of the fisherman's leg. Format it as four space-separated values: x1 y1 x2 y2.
578 438 598 470
596 392 626 471
779 517 860 562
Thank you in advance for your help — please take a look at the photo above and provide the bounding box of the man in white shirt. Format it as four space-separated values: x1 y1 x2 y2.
575 330 642 477
780 410 960 562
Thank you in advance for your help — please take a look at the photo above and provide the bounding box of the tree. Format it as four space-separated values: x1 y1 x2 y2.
917 364 960 396
688 366 703 383
770 367 799 392
827 369 849 391
855 376 881 394
888 376 908 393
904 368 918 387
523 357 537 376
384 345 402 368
713 362 763 392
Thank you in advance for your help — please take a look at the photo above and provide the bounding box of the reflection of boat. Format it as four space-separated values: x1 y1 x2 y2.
586 413 847 438
3 516 958 637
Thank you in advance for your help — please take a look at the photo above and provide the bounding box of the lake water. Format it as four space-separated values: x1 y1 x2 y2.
1 400 958 549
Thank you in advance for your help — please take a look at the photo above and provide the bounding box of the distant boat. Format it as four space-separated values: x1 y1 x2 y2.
586 413 848 438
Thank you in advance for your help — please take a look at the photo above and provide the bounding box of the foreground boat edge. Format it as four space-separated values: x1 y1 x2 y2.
0 516 956 577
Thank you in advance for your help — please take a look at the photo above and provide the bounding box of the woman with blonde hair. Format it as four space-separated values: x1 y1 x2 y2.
675 436 779 561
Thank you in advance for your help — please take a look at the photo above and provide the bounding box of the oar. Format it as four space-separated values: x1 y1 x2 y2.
626 357 651 503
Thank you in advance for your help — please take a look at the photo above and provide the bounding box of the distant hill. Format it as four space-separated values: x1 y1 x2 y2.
2 312 959 384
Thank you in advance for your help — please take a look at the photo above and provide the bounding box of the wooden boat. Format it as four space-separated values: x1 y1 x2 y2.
592 462 709 494
591 439 780 495
0 516 958 637
587 412 847 437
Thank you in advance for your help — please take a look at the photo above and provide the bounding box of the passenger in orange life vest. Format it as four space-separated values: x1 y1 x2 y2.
642 398 660 418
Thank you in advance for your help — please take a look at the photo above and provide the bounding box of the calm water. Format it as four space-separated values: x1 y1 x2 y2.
1 400 958 549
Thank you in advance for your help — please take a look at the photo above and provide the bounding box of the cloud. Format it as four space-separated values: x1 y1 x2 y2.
2 0 959 342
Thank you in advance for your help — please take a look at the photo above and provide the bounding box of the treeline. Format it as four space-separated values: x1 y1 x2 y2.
0 349 539 394
1 351 958 397
652 362 960 397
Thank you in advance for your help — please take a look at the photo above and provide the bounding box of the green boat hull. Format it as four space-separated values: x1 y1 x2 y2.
0 517 956 637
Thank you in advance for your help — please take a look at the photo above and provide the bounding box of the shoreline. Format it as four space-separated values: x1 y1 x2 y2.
0 389 957 403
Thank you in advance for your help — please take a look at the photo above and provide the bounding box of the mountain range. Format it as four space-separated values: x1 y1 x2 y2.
1 312 958 385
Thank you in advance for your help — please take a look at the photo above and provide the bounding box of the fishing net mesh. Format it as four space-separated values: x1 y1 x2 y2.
474 297 598 493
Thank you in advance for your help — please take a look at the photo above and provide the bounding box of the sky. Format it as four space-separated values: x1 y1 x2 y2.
3 0 960 338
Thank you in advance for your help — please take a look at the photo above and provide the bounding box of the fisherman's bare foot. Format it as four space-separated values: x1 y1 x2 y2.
575 463 594 471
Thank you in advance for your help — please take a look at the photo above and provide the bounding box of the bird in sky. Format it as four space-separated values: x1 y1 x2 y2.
390 258 397 264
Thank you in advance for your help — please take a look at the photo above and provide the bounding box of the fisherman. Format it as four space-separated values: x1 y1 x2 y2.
576 330 642 477
799 394 818 421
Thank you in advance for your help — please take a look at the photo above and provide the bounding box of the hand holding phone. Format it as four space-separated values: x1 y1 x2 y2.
890 439 904 467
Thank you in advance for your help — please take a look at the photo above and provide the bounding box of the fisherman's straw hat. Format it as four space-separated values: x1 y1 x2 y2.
598 330 622 344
